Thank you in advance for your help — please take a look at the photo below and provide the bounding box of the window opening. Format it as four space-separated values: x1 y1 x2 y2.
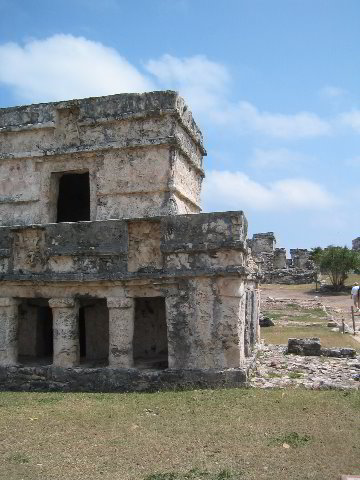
56 172 90 222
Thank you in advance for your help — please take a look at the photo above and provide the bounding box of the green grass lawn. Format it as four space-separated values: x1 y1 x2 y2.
0 389 359 480
263 307 327 323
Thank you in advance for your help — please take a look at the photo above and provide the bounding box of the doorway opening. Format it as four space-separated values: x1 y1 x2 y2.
18 299 53 365
56 172 90 222
78 299 109 367
133 297 168 369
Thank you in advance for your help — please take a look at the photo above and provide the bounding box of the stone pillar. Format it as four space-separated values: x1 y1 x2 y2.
274 248 287 269
49 298 79 367
0 298 19 365
166 291 192 369
216 277 246 368
107 297 134 368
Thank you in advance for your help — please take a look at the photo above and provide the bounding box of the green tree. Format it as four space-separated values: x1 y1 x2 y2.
309 246 323 264
311 245 360 290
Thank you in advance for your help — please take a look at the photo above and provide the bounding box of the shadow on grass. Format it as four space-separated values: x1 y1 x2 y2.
144 469 243 480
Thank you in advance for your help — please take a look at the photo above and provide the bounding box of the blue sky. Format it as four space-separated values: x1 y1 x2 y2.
0 0 359 252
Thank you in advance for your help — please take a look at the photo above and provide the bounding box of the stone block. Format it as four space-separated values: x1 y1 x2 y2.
321 348 356 358
259 315 275 327
287 338 321 356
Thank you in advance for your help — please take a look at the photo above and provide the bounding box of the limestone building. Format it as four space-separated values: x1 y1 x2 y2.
0 91 259 391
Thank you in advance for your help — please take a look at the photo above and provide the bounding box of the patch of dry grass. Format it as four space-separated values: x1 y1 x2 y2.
0 389 359 480
261 324 360 350
263 307 327 323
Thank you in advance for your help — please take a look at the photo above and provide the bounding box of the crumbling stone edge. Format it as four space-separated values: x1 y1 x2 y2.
0 356 258 393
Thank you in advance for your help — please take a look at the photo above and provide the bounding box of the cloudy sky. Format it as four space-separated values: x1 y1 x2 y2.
0 0 359 251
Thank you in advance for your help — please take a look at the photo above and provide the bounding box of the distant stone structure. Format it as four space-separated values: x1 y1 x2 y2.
352 237 360 251
248 233 315 284
0 91 260 392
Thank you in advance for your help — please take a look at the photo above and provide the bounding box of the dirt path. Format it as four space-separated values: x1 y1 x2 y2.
261 284 353 313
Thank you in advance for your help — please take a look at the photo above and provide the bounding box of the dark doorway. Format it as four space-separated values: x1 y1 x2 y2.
56 172 90 222
79 300 109 367
18 300 53 365
133 297 168 369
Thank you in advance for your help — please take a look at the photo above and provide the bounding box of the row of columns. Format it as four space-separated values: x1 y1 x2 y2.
0 296 136 368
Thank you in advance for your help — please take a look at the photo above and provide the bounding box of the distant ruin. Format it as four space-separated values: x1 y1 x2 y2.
0 91 260 392
352 237 360 251
248 232 315 284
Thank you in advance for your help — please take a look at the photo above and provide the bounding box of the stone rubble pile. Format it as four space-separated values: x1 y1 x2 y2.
249 344 360 390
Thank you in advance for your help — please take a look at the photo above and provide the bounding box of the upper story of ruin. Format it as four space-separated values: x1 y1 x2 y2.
0 91 206 227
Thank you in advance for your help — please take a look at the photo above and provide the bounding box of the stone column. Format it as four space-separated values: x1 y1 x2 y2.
216 277 246 368
49 298 79 367
165 293 191 369
107 297 134 368
0 298 19 365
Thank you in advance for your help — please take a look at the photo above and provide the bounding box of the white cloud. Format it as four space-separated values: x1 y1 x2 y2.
0 35 333 140
249 148 310 169
210 101 331 139
147 54 331 139
320 85 347 99
339 110 360 133
202 170 338 212
0 34 153 103
145 53 230 112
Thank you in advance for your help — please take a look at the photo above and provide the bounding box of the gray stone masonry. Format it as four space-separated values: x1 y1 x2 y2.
248 233 315 284
0 92 260 392
352 237 360 251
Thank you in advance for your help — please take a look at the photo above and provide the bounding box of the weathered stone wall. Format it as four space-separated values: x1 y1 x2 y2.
0 212 249 279
352 237 360 251
0 211 260 390
290 249 312 269
250 232 275 254
248 233 315 284
0 91 205 226
273 248 287 269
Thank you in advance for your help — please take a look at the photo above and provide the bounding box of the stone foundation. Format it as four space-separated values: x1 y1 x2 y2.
0 361 256 392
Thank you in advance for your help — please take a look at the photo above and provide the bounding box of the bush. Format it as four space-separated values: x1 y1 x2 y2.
310 246 360 290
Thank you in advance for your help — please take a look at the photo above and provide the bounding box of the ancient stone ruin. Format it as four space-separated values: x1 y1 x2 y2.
352 237 360 251
248 232 315 284
0 91 260 391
